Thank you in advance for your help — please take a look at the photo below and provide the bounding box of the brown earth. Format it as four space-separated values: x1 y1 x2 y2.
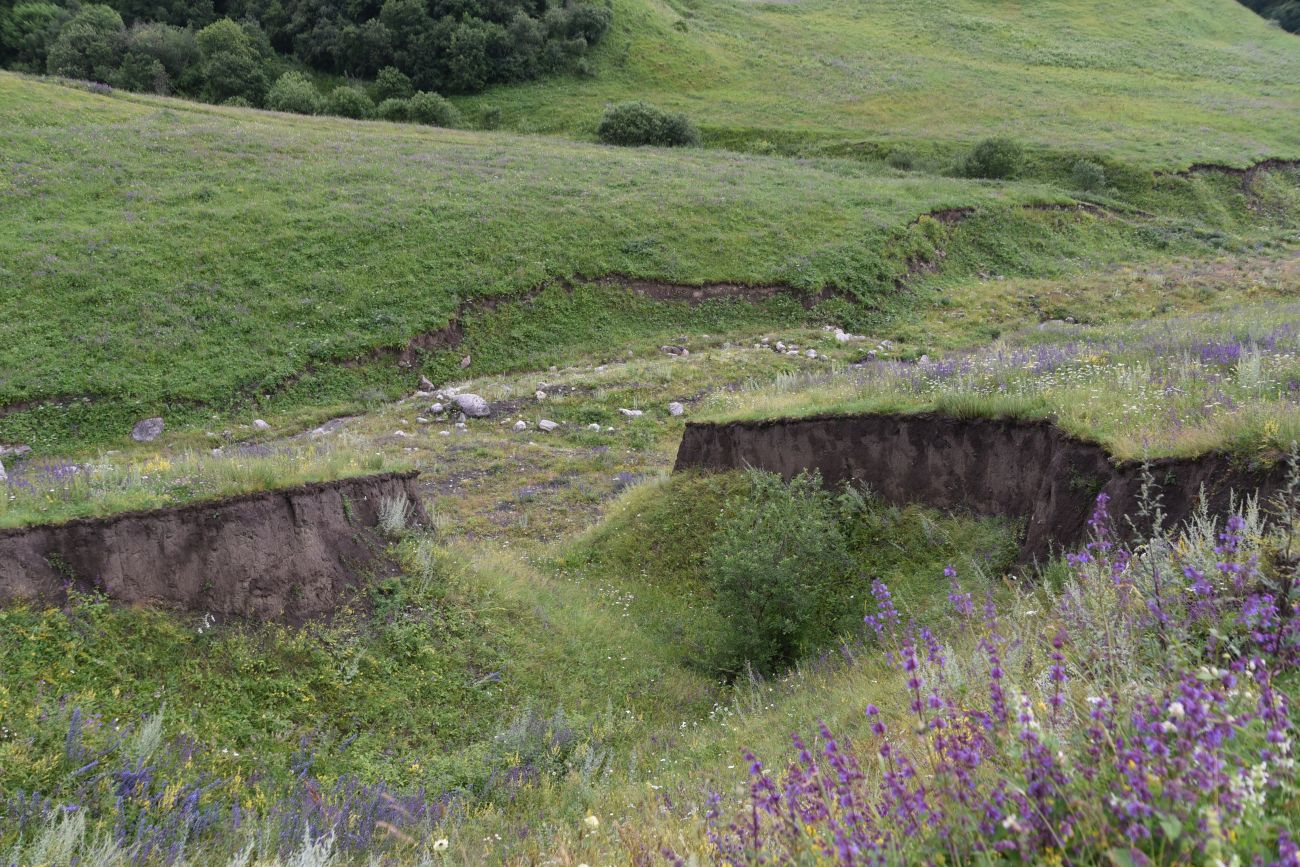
0 471 427 620
673 413 1290 561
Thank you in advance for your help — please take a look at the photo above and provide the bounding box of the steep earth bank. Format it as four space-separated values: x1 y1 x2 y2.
0 471 427 619
674 413 1290 560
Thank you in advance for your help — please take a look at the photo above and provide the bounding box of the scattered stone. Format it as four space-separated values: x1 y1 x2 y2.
253 419 270 430
668 402 685 417
131 417 165 442
919 354 931 364
0 460 6 483
661 345 688 356
210 448 222 457
393 430 409 438
834 328 865 343
514 420 528 431
440 430 450 436
879 339 894 350
419 375 436 391
535 390 547 401
619 408 644 417
786 350 800 356
417 417 430 424
587 423 602 431
459 355 472 369
455 422 467 429
456 412 467 424
452 394 490 417
429 402 444 413
0 444 31 459
776 341 786 350
805 349 818 359
538 419 559 432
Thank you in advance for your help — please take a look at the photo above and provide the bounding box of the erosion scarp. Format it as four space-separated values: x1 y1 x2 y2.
674 413 1290 560
0 471 427 620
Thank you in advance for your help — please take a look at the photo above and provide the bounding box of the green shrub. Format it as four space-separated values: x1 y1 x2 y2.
221 94 251 107
703 470 864 677
375 96 409 121
961 136 1024 179
407 90 460 127
1070 159 1107 192
45 4 124 82
596 100 700 147
372 65 412 102
265 70 322 115
110 49 167 92
195 18 267 105
326 84 374 119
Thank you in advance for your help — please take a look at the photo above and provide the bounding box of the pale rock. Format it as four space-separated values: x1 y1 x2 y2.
514 420 528 431
535 390 547 401
538 419 559 432
417 417 430 424
429 402 444 414
452 393 490 417
668 402 685 416
0 460 6 482
252 419 270 430
459 355 472 369
805 349 818 359
419 375 436 391
587 423 601 431
131 417 165 442
619 408 644 417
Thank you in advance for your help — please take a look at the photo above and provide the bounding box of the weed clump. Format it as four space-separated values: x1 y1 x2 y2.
1070 158 1107 192
961 136 1024 179
326 84 374 119
265 70 322 115
597 101 700 147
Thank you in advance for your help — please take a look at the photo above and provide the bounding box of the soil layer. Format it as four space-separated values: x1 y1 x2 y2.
0 471 427 619
674 413 1289 560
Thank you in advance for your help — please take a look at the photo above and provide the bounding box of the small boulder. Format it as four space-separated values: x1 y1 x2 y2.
667 402 685 417
0 460 6 483
587 423 602 431
419 375 436 391
514 420 528 431
538 419 559 432
459 355 472 369
131 417 164 442
805 349 818 359
417 417 430 424
429 402 444 414
252 419 270 430
535 390 547 401
452 394 490 417
0 444 30 459
619 408 644 417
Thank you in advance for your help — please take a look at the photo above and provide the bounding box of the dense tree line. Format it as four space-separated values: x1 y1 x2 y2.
0 0 611 107
1240 0 1300 31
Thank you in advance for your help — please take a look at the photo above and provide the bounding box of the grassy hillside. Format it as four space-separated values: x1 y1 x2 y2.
464 0 1300 166
3 73 1299 454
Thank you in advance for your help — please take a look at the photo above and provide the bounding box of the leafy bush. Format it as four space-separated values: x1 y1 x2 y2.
221 94 251 107
961 136 1025 179
195 18 266 105
326 83 374 118
596 100 700 147
703 470 864 677
266 70 323 115
110 49 167 92
375 96 409 121
0 2 71 71
45 4 124 82
1070 158 1107 192
372 64 412 101
407 90 460 127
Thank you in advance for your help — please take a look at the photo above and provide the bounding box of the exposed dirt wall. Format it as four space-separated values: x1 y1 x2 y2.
673 413 1289 561
0 471 427 619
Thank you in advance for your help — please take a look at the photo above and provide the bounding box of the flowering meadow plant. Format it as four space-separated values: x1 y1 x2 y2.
695 482 1300 865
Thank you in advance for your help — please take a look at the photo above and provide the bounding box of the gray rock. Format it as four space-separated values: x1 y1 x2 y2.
131 417 165 442
587 423 602 431
420 375 436 391
417 417 430 424
452 393 490 417
513 420 528 431
0 444 30 459
252 419 270 430
805 349 818 359
535 390 547 401
618 408 644 417
459 355 472 369
429 402 444 414
668 402 685 417
0 460 6 483
538 419 559 432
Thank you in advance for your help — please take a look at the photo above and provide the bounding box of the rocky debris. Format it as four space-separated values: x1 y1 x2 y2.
252 419 270 430
452 394 490 417
0 444 31 459
619 408 644 417
832 327 865 342
668 402 685 417
805 349 818 359
440 430 450 436
538 419 559 432
514 420 528 431
420 375 436 391
417 417 430 424
459 355 472 369
455 412 467 424
393 430 409 438
587 423 602 431
131 417 165 442
0 460 6 482
661 345 689 356
429 402 444 414
533 390 547 402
